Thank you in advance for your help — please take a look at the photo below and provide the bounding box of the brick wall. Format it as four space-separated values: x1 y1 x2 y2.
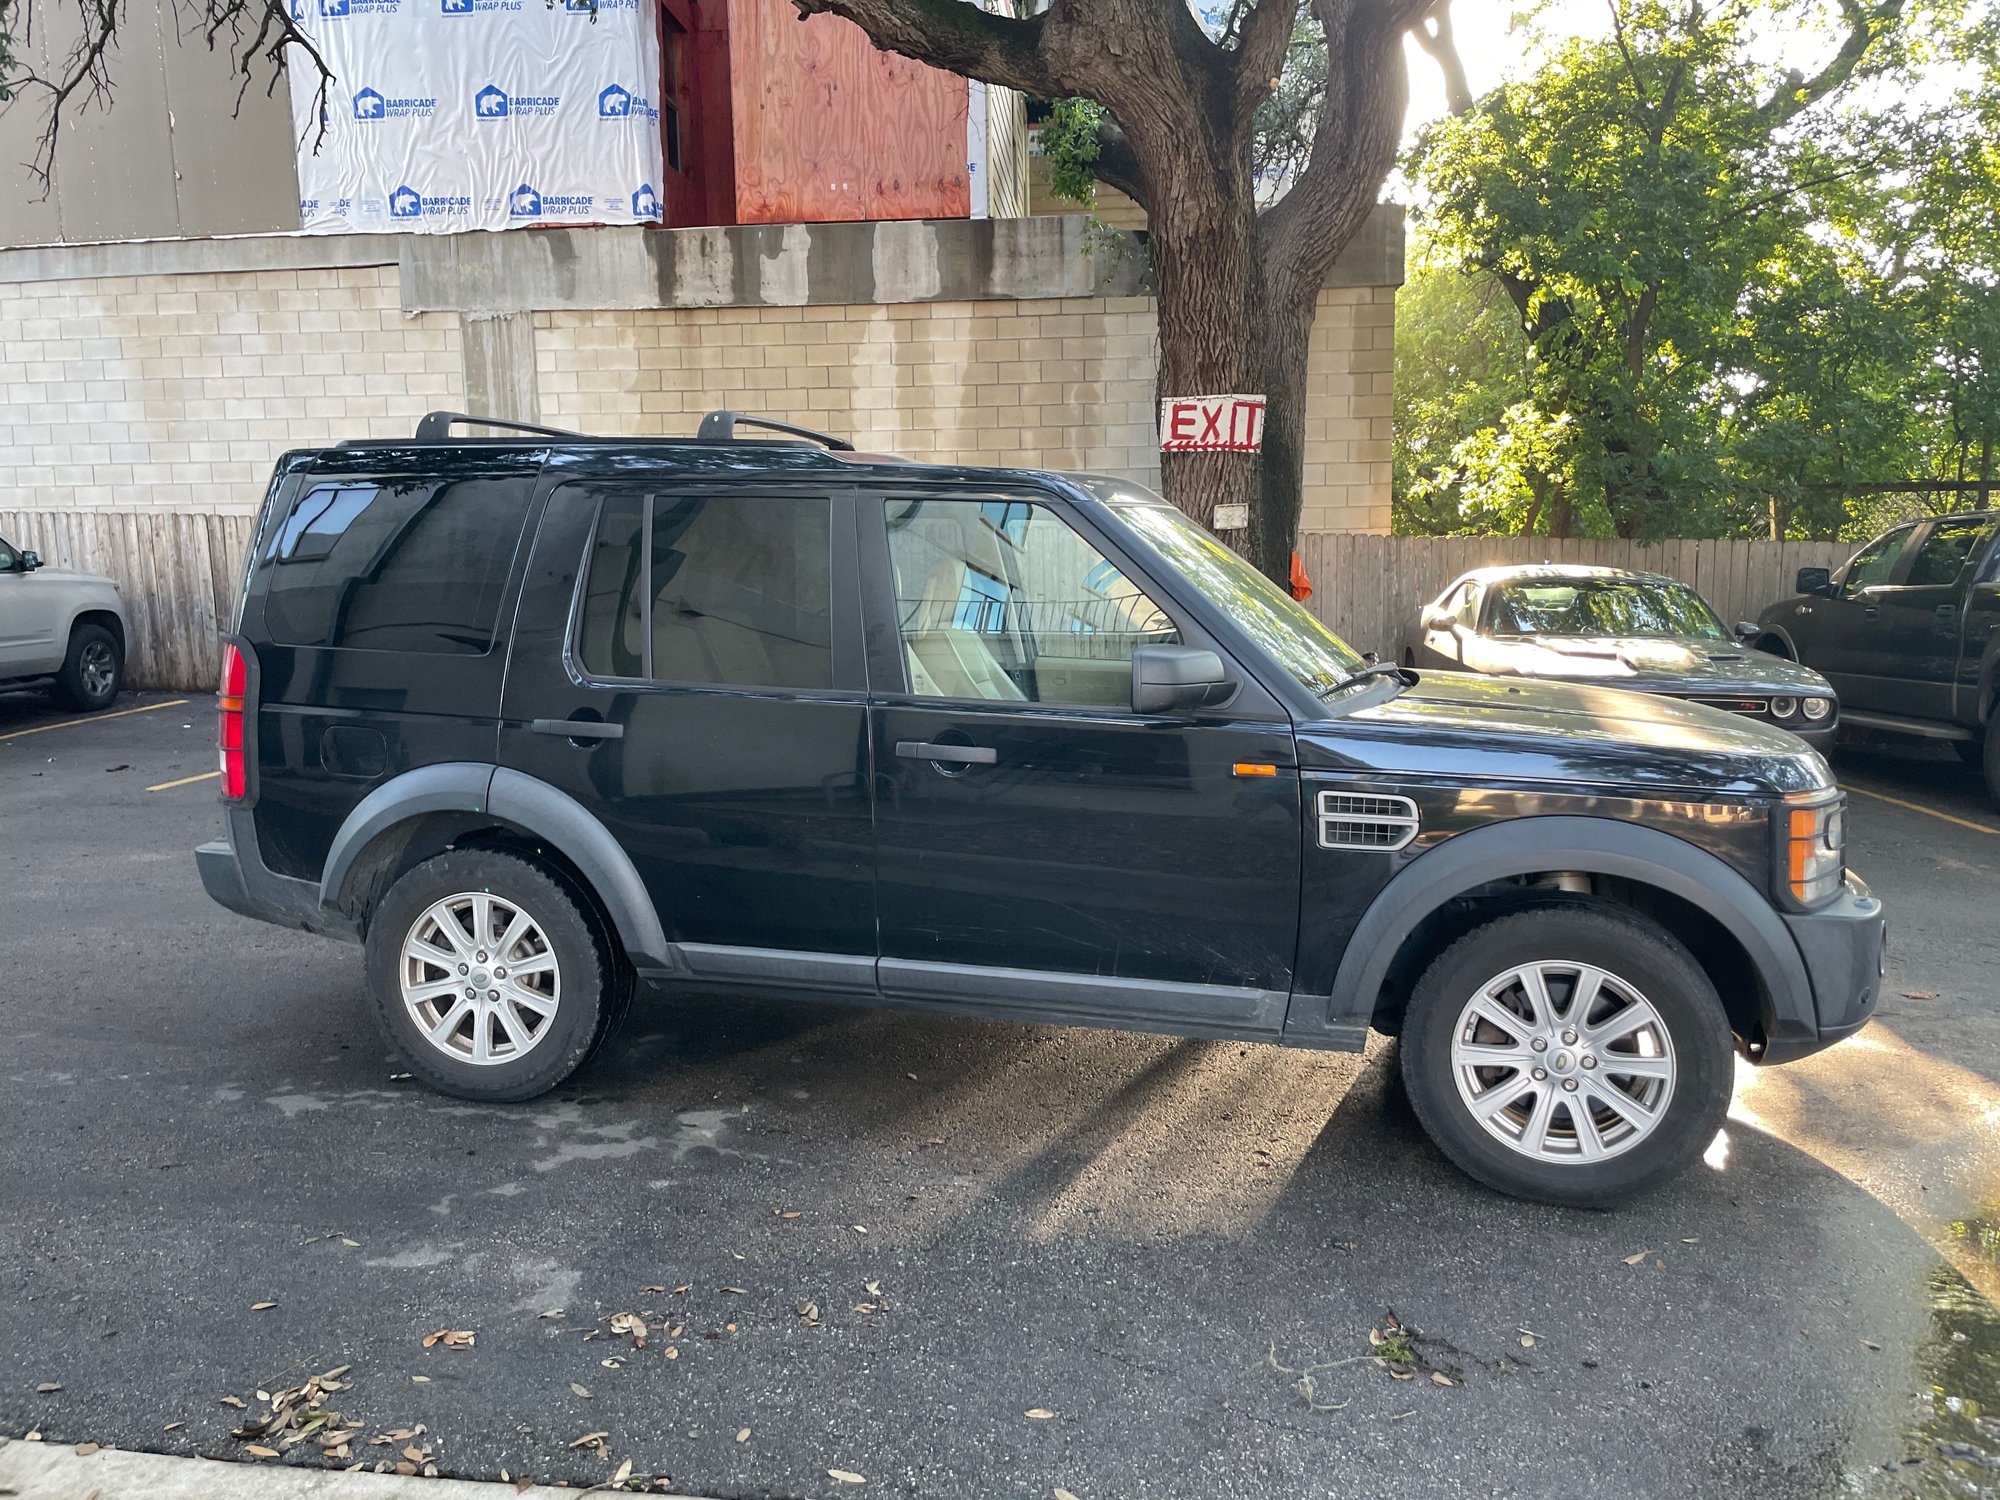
0 264 459 513
0 228 1395 533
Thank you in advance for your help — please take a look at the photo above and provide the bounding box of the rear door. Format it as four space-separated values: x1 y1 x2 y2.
860 490 1302 1031
497 477 875 979
1863 516 1996 720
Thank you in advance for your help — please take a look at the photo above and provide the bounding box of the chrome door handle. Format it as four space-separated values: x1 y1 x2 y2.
896 741 996 765
532 718 623 740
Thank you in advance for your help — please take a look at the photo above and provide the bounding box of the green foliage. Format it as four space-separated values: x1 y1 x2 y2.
1397 0 2000 541
1036 96 1105 205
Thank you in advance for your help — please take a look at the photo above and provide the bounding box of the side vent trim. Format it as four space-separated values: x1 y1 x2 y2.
1316 791 1420 852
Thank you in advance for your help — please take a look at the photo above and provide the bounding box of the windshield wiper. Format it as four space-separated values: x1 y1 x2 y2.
1319 660 1416 698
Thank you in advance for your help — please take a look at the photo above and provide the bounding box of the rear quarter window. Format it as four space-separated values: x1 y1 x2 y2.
259 476 535 654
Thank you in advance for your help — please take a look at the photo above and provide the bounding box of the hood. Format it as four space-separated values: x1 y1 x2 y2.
27 565 118 588
1300 670 1832 797
1475 635 1831 696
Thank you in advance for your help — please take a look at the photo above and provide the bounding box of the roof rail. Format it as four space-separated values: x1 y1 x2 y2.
413 411 586 443
697 410 855 452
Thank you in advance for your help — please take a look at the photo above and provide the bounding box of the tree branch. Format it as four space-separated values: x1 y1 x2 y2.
1092 114 1146 205
1410 0 1470 115
1755 0 1901 125
1231 0 1303 126
791 0 1061 97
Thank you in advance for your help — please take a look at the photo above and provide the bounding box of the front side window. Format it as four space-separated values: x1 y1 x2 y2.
0 537 15 571
1842 526 1915 595
261 476 534 654
884 498 1178 706
1454 582 1483 628
1487 578 1726 640
1905 518 1992 587
578 490 833 690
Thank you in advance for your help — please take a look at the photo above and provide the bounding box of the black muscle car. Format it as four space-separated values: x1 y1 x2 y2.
1411 564 1838 744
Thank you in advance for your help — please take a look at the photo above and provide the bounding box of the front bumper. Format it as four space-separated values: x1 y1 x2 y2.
1759 872 1886 1064
196 808 358 941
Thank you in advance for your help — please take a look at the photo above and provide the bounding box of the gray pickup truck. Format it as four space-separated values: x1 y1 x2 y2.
1754 510 2000 802
0 534 129 711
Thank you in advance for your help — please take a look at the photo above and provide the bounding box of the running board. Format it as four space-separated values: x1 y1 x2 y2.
1840 709 1976 742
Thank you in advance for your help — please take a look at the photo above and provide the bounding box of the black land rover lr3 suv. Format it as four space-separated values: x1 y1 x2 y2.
198 412 1886 1206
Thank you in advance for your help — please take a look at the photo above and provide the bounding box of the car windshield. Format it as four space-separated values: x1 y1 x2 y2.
1112 497 1369 695
1487 578 1727 641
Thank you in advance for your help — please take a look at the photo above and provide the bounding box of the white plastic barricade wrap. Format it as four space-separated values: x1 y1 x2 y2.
285 0 665 233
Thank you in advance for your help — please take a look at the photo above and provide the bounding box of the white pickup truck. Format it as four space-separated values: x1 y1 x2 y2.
0 534 129 710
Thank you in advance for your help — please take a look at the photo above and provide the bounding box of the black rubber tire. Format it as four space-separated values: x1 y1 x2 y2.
364 850 615 1102
1954 735 1983 768
1984 706 2000 808
1399 903 1734 1208
52 622 123 711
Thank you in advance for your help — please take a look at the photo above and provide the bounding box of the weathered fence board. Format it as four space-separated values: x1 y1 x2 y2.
0 509 1862 691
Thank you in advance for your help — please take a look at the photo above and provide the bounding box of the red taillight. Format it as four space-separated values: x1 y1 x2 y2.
218 644 248 801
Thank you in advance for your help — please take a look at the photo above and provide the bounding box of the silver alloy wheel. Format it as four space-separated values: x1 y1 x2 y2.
1449 959 1676 1163
80 640 116 700
400 891 560 1066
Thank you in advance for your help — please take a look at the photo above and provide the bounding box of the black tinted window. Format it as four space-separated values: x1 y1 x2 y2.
262 477 533 654
1906 519 1991 587
578 491 832 689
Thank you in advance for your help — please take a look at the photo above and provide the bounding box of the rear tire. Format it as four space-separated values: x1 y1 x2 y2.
1983 706 2000 808
364 850 617 1102
1399 904 1734 1208
53 623 122 711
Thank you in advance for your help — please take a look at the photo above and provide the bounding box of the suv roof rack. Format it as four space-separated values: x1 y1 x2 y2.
401 410 857 452
696 411 855 451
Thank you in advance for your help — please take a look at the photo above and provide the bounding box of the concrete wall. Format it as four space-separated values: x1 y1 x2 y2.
0 0 301 247
0 210 1401 532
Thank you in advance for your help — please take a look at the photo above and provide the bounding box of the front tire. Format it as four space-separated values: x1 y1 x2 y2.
1983 705 2000 807
1399 905 1734 1207
53 623 123 711
364 850 617 1102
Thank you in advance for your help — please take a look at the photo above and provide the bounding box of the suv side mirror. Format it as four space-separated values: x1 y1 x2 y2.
1132 644 1234 715
1420 605 1455 632
1795 566 1831 596
1733 620 1759 641
18 550 40 573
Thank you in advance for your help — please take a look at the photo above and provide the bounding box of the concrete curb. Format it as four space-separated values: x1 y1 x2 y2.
0 1440 720 1500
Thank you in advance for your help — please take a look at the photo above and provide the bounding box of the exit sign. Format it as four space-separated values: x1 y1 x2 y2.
1160 394 1266 452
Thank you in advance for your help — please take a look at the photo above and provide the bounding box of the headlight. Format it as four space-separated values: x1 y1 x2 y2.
1769 696 1798 719
1801 697 1831 721
1782 791 1845 907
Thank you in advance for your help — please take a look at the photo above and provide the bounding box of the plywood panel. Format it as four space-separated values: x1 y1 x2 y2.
728 0 969 224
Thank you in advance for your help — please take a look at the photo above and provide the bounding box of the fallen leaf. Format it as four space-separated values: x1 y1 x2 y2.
340 1238 360 1247
664 1346 681 1361
725 1322 738 1333
777 1210 800 1220
1903 989 1938 1000
569 1432 610 1449
539 1308 567 1320
35 1382 61 1394
245 1444 279 1459
1622 1250 1650 1265
163 1422 184 1432
1430 1371 1453 1387
721 1287 747 1295
1519 1334 1536 1349
571 1383 592 1399
736 1428 751 1443
422 1328 475 1349
1680 1237 1700 1245
75 1443 100 1456
865 1281 883 1298
601 1358 624 1369
411 1376 431 1384
403 1446 427 1463
219 1396 246 1409
612 1459 633 1486
1026 1408 1055 1420
829 1469 866 1484
1055 1490 1081 1500
1862 1339 1882 1350
1368 1329 1385 1347
1389 1367 1414 1381
251 1302 278 1311
851 1225 868 1235
24 1430 42 1442
673 1285 691 1295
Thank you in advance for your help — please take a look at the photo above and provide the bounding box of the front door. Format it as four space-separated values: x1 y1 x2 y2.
1862 516 1994 721
1817 523 1918 710
0 537 57 674
861 492 1303 1033
499 479 875 975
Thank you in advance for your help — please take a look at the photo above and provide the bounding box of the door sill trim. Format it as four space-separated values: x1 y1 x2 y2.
878 957 1287 1032
1839 710 1975 742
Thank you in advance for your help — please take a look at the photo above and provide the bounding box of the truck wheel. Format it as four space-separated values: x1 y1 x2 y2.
53 622 123 711
1399 904 1733 1207
364 850 618 1102
1984 708 2000 806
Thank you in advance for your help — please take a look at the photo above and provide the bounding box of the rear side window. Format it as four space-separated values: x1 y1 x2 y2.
577 490 833 690
1905 518 1992 587
261 476 534 654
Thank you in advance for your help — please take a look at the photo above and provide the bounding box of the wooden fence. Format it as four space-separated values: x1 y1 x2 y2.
0 509 1862 692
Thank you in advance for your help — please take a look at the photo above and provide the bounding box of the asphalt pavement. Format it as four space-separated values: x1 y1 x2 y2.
4 691 2000 1499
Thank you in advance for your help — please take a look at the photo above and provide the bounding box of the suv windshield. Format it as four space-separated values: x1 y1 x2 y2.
1488 578 1726 641
1109 495 1369 695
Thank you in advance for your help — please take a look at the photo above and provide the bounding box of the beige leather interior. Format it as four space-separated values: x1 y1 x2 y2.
904 558 1026 701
